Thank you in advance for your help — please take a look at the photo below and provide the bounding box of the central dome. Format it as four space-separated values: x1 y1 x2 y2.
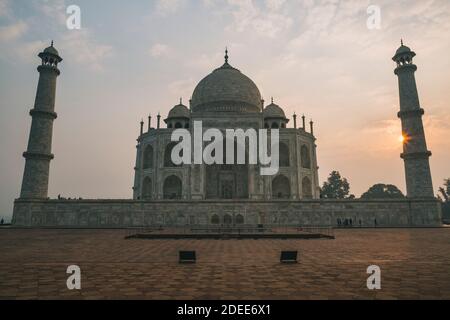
191 59 262 113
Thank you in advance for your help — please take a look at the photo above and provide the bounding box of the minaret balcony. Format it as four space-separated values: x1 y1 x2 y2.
394 63 417 75
397 108 424 118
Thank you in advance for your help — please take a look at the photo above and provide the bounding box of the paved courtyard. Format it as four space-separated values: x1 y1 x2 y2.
0 228 449 300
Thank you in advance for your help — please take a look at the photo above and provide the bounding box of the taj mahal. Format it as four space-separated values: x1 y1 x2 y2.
133 49 319 203
12 42 442 228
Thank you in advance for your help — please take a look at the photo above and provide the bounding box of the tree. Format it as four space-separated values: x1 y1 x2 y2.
438 178 450 222
438 178 449 202
321 171 354 199
361 184 405 199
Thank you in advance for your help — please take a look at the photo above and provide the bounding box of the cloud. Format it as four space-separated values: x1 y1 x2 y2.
0 19 44 64
29 0 113 71
226 0 293 38
168 77 196 99
35 0 67 25
423 111 450 149
202 0 216 8
0 0 112 71
265 0 286 11
156 0 186 16
150 43 171 58
0 20 27 42
184 51 223 70
0 0 11 18
60 29 113 71
16 40 47 62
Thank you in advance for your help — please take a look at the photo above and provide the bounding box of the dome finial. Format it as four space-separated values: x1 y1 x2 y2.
401 38 403 46
180 97 182 105
51 40 54 47
271 97 274 104
225 47 229 64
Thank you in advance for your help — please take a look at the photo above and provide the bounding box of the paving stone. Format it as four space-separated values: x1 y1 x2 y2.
0 228 449 299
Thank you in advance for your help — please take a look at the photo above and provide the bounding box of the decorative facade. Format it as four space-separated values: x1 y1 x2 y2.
133 51 320 202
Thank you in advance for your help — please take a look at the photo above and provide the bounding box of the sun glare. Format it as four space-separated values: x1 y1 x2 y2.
399 134 410 144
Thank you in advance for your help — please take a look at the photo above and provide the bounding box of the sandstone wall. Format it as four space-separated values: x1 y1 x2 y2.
12 198 442 228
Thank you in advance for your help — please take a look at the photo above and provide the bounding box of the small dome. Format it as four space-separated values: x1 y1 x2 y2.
43 42 60 56
263 102 286 119
395 45 411 55
39 42 62 63
167 103 190 119
392 41 416 62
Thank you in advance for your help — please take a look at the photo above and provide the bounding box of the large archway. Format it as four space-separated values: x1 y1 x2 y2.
164 142 182 167
211 214 220 225
205 139 249 199
272 175 291 199
142 177 152 200
223 214 232 225
143 145 154 169
302 176 313 199
235 214 244 224
301 145 311 169
163 175 182 199
279 142 290 167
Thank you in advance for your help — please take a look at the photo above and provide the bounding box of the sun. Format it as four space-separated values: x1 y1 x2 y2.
399 134 410 143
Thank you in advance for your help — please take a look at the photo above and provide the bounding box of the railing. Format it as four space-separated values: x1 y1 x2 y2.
125 226 163 238
298 225 335 238
125 224 334 238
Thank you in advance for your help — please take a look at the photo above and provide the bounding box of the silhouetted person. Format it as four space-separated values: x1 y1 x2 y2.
0 218 4 225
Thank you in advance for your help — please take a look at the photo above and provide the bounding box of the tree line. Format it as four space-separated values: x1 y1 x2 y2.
320 171 450 221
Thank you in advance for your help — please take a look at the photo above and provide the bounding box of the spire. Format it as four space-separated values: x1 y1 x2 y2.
401 38 403 46
180 97 183 105
51 40 54 47
19 36 62 199
394 42 434 198
225 47 229 64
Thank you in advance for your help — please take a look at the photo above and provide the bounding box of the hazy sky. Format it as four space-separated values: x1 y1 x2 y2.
0 0 449 221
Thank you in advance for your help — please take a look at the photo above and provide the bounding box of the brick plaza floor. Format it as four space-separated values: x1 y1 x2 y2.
0 228 449 300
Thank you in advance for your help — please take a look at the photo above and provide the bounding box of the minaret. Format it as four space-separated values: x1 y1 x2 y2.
20 42 62 199
393 41 433 198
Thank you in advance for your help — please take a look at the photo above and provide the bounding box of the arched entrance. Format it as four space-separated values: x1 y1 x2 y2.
223 214 232 225
301 145 311 169
235 214 244 224
302 176 312 199
143 145 154 169
164 142 182 167
279 142 290 167
142 177 152 200
272 175 291 199
205 138 249 199
211 214 220 225
163 175 182 199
